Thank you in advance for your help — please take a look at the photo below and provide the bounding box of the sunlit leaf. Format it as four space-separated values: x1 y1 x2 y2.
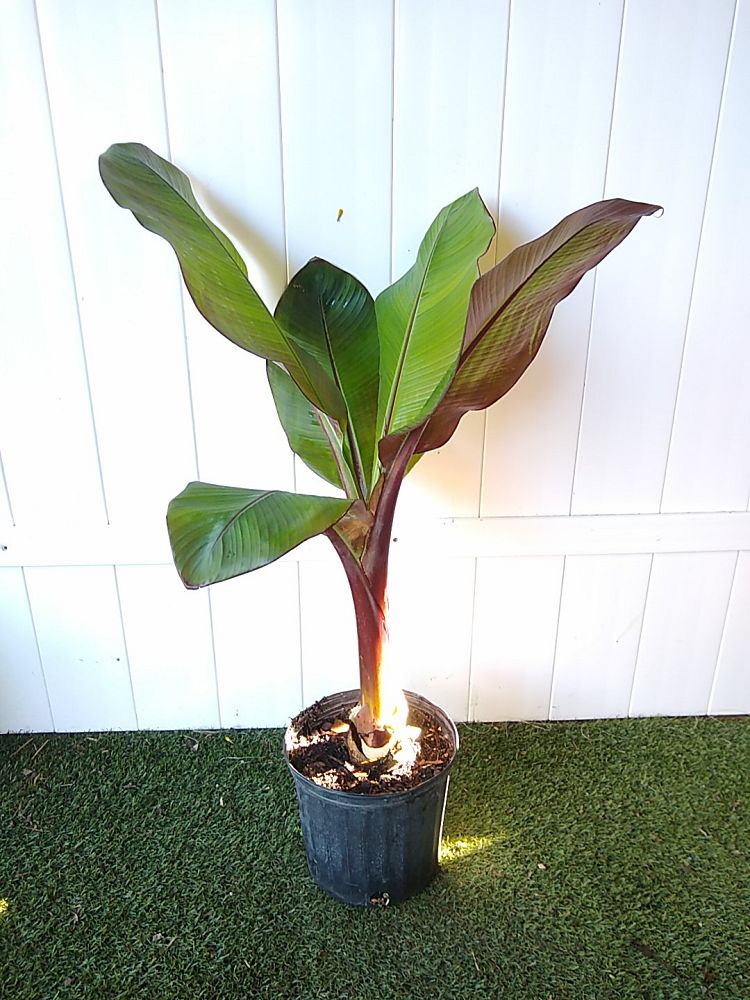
375 189 494 443
167 482 351 588
417 198 661 453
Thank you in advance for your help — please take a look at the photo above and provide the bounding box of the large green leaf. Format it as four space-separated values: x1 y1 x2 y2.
375 189 494 442
267 361 355 494
415 198 661 453
274 259 380 497
99 143 342 416
167 482 352 588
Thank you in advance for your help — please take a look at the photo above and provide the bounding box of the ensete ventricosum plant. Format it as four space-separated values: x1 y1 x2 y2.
100 143 659 756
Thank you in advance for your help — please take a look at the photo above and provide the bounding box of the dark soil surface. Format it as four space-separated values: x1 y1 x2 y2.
287 695 455 794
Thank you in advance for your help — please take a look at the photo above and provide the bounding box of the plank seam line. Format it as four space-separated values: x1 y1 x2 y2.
657 0 740 513
477 410 489 518
388 0 397 286
464 557 480 721
113 566 140 729
546 555 567 720
273 0 296 493
0 451 15 527
32 0 111 524
205 589 223 729
707 550 740 713
274 0 291 288
480 0 513 516
491 0 513 270
152 0 202 482
20 568 55 731
626 551 653 717
296 562 305 710
568 0 628 515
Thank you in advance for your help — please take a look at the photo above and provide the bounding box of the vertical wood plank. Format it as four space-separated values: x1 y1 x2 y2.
298 554 358 706
630 551 736 716
210 560 302 728
157 0 294 493
550 554 650 719
116 566 219 730
573 0 736 514
395 412 487 522
294 454 343 499
277 0 394 293
35 0 196 526
157 0 286 310
24 567 136 731
3 0 750 732
0 569 52 732
0 0 106 528
392 0 509 519
387 554 475 720
277 0 395 500
469 556 564 721
482 0 624 516
710 553 750 715
0 455 14 529
661 2 750 513
391 0 508 276
298 552 475 717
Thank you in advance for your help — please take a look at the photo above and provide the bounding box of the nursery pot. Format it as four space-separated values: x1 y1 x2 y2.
284 689 459 907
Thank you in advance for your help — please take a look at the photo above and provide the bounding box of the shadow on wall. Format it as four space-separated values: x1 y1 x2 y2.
195 181 285 290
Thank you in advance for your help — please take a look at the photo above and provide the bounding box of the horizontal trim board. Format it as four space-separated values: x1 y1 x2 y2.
413 511 750 558
1 511 749 567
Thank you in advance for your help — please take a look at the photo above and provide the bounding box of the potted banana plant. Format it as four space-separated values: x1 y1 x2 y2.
99 142 658 906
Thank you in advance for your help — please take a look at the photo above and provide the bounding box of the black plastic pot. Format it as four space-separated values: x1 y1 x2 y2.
284 689 459 907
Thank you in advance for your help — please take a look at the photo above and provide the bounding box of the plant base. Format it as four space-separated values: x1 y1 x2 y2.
284 689 459 907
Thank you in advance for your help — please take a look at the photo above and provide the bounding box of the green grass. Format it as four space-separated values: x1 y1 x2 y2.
1 717 748 999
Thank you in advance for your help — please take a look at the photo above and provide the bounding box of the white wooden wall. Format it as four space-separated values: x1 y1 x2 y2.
2 0 749 732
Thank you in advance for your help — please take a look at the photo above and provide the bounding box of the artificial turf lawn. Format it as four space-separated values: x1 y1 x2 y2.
1 718 748 1000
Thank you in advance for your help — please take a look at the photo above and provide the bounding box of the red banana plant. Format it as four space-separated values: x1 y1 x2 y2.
100 142 659 749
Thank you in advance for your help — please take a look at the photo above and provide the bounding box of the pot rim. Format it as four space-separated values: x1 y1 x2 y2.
283 688 459 802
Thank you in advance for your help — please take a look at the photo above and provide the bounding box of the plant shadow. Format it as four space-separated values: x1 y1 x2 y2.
195 181 286 291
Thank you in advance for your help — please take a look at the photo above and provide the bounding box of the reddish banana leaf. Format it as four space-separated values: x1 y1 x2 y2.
386 199 660 458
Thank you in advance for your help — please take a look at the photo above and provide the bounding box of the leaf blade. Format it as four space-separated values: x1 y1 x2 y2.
418 198 661 452
375 189 495 440
167 482 352 588
267 361 353 493
274 258 380 495
99 142 341 414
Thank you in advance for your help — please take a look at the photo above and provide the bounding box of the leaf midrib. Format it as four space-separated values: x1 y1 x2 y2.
314 409 358 497
318 295 365 498
457 214 626 374
381 207 454 435
133 151 248 281
206 492 268 560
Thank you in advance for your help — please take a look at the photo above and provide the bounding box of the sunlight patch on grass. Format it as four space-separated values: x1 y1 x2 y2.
0 898 9 920
439 834 496 864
